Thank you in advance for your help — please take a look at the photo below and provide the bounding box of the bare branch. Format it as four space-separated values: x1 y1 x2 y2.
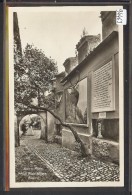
25 104 87 157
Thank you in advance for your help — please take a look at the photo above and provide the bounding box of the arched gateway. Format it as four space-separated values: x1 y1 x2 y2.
14 109 47 147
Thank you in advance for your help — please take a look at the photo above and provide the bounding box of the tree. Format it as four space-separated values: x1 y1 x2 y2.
14 35 87 157
14 44 58 110
14 44 88 157
29 104 88 157
14 12 27 110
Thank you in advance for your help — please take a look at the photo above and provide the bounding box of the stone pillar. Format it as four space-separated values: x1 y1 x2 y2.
100 11 118 40
39 112 47 140
47 111 55 142
40 117 46 139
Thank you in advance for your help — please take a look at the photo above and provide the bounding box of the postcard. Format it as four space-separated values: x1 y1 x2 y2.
8 6 124 188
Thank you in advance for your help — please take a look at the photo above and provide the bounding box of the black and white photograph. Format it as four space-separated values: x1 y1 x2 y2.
9 6 124 188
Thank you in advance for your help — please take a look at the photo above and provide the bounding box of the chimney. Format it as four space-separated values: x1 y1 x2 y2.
63 57 78 75
100 11 118 40
76 34 101 64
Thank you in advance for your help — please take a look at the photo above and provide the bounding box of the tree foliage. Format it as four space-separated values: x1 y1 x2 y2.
14 43 87 157
14 44 58 110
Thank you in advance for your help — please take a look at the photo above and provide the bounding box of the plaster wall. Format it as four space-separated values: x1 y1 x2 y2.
61 33 119 162
101 12 118 40
47 111 55 142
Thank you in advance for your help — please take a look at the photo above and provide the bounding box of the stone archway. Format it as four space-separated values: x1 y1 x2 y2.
15 110 47 147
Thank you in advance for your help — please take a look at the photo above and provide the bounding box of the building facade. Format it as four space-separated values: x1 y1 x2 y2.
54 11 119 163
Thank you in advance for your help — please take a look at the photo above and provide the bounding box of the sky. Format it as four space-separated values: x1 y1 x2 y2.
17 8 102 73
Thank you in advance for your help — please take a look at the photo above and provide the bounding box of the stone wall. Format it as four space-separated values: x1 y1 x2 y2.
47 111 55 142
62 129 119 163
92 119 119 142
76 35 101 64
62 128 92 155
55 91 64 122
92 138 119 164
15 111 47 146
39 112 47 140
101 11 118 40
56 12 119 164
61 32 119 163
55 72 65 92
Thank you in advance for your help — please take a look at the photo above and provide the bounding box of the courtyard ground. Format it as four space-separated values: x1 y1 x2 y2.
15 130 119 182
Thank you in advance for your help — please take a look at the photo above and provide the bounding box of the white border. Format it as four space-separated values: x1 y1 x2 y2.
9 6 124 188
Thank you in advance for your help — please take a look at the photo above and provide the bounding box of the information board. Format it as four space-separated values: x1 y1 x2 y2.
92 61 115 112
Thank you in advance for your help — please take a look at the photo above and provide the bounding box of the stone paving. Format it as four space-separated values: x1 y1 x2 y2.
15 142 60 182
16 130 119 182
